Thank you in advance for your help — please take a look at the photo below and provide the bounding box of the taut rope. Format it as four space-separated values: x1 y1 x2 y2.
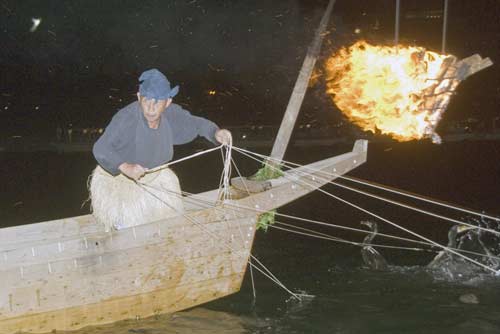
232 146 500 274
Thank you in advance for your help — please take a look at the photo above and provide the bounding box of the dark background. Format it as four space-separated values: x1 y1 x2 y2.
1 0 500 139
1 4 500 332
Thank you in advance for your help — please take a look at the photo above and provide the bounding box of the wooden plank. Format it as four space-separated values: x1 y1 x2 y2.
270 0 336 163
1 250 248 319
0 219 254 287
236 141 367 213
0 274 243 334
0 213 256 313
0 202 240 253
417 54 492 143
0 215 102 250
0 216 255 270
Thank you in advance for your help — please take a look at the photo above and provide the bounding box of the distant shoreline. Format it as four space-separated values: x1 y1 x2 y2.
1 131 500 153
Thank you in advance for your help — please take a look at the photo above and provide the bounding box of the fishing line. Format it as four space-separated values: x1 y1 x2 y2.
233 146 500 236
231 147 499 274
233 146 500 223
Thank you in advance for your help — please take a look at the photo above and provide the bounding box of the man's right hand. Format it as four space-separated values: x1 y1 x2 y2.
119 163 148 181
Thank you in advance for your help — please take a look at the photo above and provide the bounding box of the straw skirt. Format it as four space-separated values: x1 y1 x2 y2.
89 165 184 232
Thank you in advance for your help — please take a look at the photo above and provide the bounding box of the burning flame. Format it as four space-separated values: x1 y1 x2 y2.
325 40 451 142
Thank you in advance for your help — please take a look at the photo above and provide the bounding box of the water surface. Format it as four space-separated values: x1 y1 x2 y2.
2 141 500 333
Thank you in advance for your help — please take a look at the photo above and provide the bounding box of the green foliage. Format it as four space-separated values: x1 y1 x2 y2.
257 210 276 232
251 162 281 232
249 162 284 181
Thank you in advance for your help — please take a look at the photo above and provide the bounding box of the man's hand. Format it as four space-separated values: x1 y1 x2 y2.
215 129 232 145
119 163 148 181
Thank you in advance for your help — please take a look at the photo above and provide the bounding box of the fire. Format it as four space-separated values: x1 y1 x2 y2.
325 40 452 142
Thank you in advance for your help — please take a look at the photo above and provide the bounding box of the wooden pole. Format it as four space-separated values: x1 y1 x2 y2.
441 0 449 53
269 0 336 164
394 0 400 46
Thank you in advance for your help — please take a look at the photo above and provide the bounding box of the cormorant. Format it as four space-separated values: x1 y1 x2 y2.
475 228 500 270
427 224 475 269
360 220 389 271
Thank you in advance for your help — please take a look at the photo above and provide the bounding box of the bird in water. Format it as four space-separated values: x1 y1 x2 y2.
474 227 500 271
360 220 389 271
427 224 475 270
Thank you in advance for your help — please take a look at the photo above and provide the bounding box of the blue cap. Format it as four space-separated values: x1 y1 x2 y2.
138 68 179 100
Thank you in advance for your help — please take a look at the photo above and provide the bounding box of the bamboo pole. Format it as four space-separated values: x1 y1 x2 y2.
441 0 449 53
269 0 336 164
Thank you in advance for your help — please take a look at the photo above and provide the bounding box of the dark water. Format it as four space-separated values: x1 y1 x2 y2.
2 141 500 333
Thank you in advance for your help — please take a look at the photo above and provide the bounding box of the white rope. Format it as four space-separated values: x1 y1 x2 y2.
274 210 430 246
231 147 500 274
155 183 500 264
146 145 222 174
249 257 257 303
140 180 500 268
341 175 500 222
135 181 301 300
179 183 500 262
134 144 301 298
141 177 500 260
181 185 500 260
329 180 500 236
221 139 232 200
233 146 500 236
273 221 500 261
135 144 500 276
137 145 500 264
273 221 433 252
229 156 258 302
234 146 500 222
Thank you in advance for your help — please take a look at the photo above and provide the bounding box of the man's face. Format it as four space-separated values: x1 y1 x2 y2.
137 94 172 126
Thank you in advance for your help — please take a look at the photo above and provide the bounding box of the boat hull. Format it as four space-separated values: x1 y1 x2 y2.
0 140 367 333
0 274 243 333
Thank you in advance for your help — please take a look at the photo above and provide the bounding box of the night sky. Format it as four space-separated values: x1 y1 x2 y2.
1 0 500 139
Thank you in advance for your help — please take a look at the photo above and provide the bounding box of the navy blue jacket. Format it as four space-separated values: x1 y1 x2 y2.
93 101 219 175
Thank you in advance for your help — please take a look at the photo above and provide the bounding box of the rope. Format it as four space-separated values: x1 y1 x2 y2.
221 137 233 200
137 180 301 300
131 143 500 282
395 0 400 47
340 176 500 223
273 221 500 261
231 147 500 274
233 146 500 230
330 180 500 236
274 211 430 247
152 184 500 264
136 143 500 264
273 221 433 252
135 145 301 301
139 176 500 268
145 145 222 174
249 257 257 304
139 168 500 264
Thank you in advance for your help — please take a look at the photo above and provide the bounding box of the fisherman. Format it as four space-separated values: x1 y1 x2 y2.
90 68 231 231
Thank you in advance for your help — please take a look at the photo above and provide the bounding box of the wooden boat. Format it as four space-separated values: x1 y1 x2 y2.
0 3 359 331
0 140 367 333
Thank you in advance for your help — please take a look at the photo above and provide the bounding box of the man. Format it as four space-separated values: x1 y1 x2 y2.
93 68 231 180
90 68 231 231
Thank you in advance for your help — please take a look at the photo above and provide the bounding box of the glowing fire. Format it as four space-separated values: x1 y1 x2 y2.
325 41 451 142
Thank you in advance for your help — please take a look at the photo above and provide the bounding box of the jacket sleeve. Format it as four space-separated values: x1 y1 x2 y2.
169 106 220 145
92 113 130 175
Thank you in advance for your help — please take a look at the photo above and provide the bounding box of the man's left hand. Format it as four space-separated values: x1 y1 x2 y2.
215 129 232 145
